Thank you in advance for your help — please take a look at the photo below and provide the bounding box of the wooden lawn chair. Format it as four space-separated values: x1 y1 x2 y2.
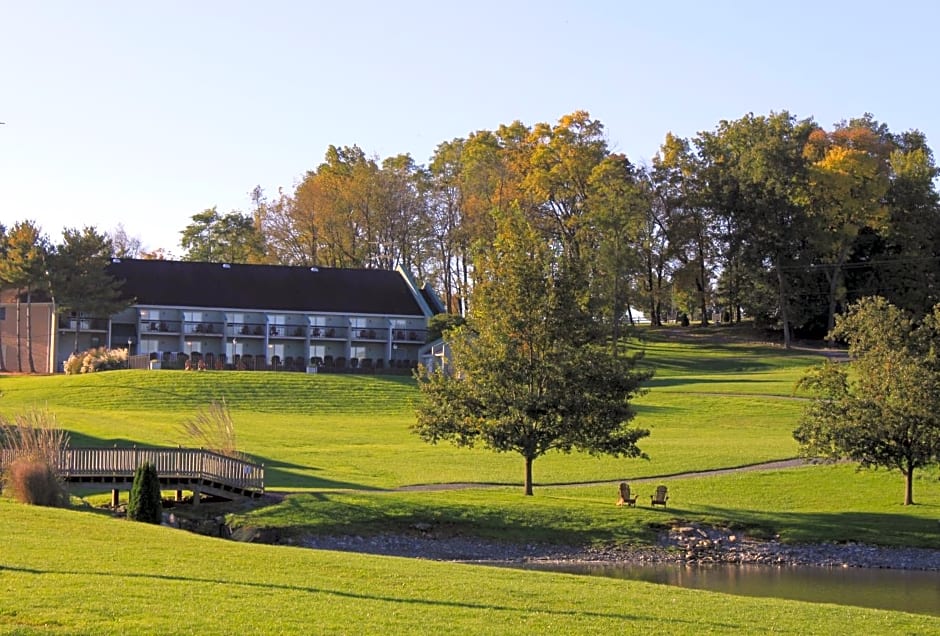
616 482 638 507
650 485 669 508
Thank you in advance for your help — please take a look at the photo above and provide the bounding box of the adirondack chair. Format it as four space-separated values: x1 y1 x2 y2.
616 482 638 507
650 485 669 508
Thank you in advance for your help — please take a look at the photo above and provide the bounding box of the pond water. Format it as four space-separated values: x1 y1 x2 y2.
518 562 940 616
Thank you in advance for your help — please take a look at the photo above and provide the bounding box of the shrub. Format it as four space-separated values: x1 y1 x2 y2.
0 409 70 507
127 462 162 524
63 347 129 374
4 458 68 506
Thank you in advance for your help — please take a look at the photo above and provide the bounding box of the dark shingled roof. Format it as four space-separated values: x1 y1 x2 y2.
106 259 429 316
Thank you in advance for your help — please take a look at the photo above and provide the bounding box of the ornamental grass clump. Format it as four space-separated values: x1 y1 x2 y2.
179 399 245 460
127 462 162 524
63 346 129 374
0 409 70 507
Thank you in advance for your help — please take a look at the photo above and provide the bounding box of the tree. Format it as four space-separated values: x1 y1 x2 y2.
795 297 940 505
51 226 130 352
108 223 142 258
800 117 892 343
413 208 652 495
127 462 163 523
585 153 648 348
0 220 51 372
0 222 7 371
179 207 265 263
697 112 816 347
653 134 715 326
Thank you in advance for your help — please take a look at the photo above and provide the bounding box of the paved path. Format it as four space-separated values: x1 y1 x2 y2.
395 458 808 492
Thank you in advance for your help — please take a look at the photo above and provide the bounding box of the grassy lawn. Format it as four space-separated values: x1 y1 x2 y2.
0 352 808 490
2 499 938 635
2 328 939 633
233 463 939 549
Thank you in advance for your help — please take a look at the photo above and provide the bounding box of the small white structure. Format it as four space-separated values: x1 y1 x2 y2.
626 307 650 325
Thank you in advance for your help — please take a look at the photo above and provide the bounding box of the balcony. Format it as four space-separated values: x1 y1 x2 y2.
183 321 224 336
59 317 109 332
267 325 309 339
351 328 384 341
392 329 427 343
233 323 267 338
309 326 348 340
141 320 182 335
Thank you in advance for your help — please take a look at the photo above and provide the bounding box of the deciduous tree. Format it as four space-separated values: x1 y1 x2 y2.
414 208 652 495
795 297 940 505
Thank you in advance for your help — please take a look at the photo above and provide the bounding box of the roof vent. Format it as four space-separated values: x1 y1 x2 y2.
222 263 231 269
111 257 121 263
310 267 319 272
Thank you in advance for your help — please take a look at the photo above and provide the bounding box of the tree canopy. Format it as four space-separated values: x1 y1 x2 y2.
8 108 940 346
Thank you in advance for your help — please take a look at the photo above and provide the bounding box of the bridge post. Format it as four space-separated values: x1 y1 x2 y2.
111 488 120 508
175 490 183 502
192 485 201 507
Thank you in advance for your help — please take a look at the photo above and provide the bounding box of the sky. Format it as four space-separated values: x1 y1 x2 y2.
2 0 939 255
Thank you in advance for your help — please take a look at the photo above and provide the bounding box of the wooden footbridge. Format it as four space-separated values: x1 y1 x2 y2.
0 447 264 506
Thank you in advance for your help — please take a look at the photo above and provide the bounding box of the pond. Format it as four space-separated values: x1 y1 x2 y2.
518 562 940 616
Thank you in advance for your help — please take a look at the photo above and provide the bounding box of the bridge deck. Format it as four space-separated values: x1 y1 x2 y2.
1 447 264 500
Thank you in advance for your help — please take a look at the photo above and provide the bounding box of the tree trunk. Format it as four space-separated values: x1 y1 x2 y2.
697 239 709 327
0 311 6 371
775 260 791 349
15 294 23 372
524 455 534 496
26 288 36 373
903 465 914 506
73 318 82 353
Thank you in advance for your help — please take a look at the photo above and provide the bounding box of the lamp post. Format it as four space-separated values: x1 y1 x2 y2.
127 338 132 369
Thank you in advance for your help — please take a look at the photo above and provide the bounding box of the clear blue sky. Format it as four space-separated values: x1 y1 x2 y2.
2 0 938 255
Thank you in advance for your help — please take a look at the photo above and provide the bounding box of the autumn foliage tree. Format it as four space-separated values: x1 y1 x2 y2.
413 208 652 495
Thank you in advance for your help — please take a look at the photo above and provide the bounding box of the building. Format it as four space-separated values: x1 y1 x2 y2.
1 259 445 374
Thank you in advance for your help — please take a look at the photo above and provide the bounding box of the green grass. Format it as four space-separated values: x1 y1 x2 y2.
2 499 938 635
2 329 939 633
234 463 939 549
0 360 808 491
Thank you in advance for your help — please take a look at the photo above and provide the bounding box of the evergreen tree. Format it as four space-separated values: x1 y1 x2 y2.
51 226 130 352
127 462 163 524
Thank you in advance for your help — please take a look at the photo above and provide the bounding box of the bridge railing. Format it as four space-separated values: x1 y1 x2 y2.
0 447 264 492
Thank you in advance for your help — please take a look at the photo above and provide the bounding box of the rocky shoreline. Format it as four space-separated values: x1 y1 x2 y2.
232 523 940 571
163 497 940 572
